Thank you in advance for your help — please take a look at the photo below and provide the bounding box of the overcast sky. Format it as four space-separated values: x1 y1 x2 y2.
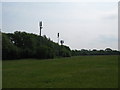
1 1 118 50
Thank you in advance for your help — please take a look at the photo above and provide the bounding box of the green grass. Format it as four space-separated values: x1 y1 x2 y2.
3 55 118 88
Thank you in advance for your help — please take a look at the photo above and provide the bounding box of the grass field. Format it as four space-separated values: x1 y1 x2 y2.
2 55 118 88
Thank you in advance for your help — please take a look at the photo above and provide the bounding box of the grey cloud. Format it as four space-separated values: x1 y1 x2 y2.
97 35 118 44
102 14 117 20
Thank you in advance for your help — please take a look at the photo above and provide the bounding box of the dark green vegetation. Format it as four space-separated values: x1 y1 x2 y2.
2 31 71 60
3 55 118 88
2 31 120 60
72 48 119 56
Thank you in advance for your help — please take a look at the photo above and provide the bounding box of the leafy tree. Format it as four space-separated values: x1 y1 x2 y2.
2 33 20 60
2 31 71 60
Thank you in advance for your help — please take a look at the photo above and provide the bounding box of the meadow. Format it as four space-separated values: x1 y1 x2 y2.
2 55 118 88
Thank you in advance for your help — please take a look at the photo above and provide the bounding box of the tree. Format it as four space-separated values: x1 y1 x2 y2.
2 31 71 60
105 48 112 52
2 33 20 59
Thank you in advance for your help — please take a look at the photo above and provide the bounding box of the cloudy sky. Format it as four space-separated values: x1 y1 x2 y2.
1 1 118 50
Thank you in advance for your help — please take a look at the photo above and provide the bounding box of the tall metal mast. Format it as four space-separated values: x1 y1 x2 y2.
39 21 43 36
57 33 59 44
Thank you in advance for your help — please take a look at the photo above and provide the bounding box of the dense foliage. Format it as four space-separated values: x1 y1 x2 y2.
71 48 120 56
2 31 120 60
2 31 71 60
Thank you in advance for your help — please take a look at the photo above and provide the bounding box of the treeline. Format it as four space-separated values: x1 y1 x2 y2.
71 48 120 56
2 31 120 60
2 31 71 60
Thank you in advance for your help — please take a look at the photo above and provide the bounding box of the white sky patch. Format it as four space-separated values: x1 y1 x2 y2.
0 3 2 30
2 2 118 50
1 0 119 2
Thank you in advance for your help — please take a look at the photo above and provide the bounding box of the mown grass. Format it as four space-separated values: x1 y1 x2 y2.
2 55 118 88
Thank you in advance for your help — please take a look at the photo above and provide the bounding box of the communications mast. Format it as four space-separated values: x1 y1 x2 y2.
57 33 59 44
39 21 43 36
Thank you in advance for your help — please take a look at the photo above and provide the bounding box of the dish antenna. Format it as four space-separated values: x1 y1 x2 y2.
39 21 43 36
60 40 64 45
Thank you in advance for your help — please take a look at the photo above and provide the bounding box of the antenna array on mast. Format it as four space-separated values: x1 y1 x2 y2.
39 21 43 36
